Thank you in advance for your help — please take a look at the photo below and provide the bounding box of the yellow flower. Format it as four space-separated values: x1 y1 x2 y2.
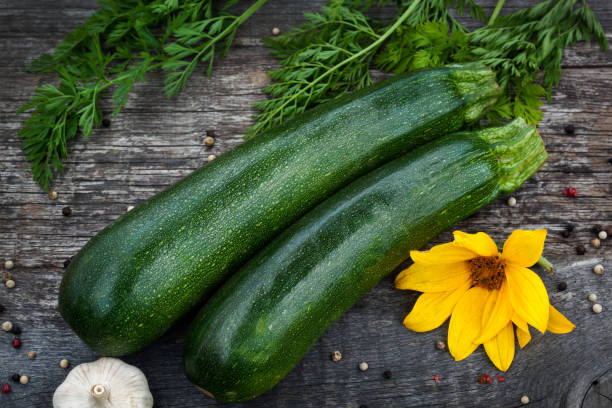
395 230 575 371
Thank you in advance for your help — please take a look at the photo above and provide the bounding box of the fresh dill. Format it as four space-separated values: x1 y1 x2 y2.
18 0 268 191
251 0 607 137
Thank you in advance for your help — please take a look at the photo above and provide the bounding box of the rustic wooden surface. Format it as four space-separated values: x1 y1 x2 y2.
1 1 611 407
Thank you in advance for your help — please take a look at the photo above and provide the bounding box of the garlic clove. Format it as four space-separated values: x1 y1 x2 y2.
53 357 153 408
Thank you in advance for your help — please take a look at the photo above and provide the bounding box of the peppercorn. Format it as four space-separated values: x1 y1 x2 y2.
564 187 578 197
204 136 215 147
2 272 11 281
359 362 369 371
63 258 71 269
207 154 216 162
576 245 586 255
507 197 517 207
101 118 111 128
359 405 368 408
11 325 21 335
2 321 13 331
598 231 607 240
12 338 22 348
591 224 603 234
62 206 72 216
48 190 58 200
5 279 15 289
561 230 570 238
19 375 29 385
521 395 530 404
0 304 4 313
28 351 36 359
10 374 19 383
566 223 575 232
435 340 446 350
2 384 11 394
60 359 70 369
272 27 281 36
4 260 14 270
608 227 612 237
434 374 440 383
592 303 603 314
591 238 601 248
609 158 612 165
558 282 567 291
383 370 392 379
588 293 598 302
496 376 505 382
127 205 135 212
206 129 216 138
331 351 342 362
564 124 575 135
593 264 604 275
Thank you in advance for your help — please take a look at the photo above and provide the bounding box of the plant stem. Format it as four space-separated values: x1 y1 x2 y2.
253 0 422 134
487 0 506 26
496 242 554 275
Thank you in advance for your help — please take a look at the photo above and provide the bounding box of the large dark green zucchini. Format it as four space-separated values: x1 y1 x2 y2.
59 64 499 356
183 119 547 402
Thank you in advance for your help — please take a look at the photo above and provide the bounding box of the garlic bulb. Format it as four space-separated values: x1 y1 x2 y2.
53 357 153 408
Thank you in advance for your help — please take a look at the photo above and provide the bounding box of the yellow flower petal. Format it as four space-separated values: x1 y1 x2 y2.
515 324 531 349
502 229 547 267
448 286 489 361
506 264 549 333
395 262 471 292
475 281 512 344
403 281 471 332
547 305 576 334
410 242 477 266
453 231 499 257
484 322 515 371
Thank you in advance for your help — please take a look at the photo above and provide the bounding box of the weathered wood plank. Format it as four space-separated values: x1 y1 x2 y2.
0 0 611 407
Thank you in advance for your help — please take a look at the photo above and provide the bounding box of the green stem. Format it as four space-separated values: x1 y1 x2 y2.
495 243 554 275
487 0 506 26
253 0 422 135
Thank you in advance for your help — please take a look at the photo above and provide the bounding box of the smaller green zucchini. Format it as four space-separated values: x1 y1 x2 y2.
183 119 547 402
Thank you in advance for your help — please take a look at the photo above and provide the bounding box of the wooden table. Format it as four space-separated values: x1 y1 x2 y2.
1 1 611 407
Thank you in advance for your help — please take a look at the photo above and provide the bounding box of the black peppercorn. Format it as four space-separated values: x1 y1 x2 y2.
558 282 567 291
63 258 71 269
62 207 72 216
608 158 612 165
359 405 368 408
576 245 586 255
561 230 570 238
10 374 19 383
383 370 392 379
591 224 603 234
0 304 4 313
206 129 216 138
566 223 575 232
101 118 111 128
564 124 575 135
10 325 21 335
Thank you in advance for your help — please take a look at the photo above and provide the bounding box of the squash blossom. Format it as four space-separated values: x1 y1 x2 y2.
395 230 575 371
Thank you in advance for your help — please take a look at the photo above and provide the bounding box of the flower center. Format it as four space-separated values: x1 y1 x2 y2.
468 255 506 290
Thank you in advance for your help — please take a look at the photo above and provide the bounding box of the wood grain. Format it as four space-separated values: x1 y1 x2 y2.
0 1 611 407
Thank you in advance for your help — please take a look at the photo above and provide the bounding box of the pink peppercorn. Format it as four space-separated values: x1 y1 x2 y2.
496 376 505 382
434 374 440 383
11 337 21 348
1 384 10 393
564 187 578 197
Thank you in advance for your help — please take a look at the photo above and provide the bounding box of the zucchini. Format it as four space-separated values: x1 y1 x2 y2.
183 119 547 402
59 64 499 356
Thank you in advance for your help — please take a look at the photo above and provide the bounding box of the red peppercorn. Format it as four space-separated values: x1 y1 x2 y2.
62 206 72 216
478 373 493 384
11 337 21 348
563 187 578 197
1 384 10 393
496 376 505 382
434 374 440 383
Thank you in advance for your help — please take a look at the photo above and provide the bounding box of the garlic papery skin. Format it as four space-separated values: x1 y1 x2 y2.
53 357 153 408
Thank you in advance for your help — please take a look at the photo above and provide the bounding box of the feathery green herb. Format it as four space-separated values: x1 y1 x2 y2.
18 0 268 191
251 0 607 137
